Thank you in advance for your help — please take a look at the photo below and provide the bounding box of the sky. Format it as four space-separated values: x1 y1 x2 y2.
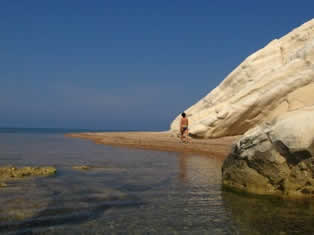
0 0 313 131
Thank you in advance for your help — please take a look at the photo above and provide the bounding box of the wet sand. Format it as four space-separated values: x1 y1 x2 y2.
66 131 240 159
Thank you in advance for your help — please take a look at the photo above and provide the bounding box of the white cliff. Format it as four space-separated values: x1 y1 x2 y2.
170 19 314 138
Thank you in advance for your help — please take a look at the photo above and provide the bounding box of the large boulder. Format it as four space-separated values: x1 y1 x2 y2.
222 106 314 197
170 19 314 138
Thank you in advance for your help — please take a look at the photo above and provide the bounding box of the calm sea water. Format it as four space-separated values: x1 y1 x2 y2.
0 128 313 235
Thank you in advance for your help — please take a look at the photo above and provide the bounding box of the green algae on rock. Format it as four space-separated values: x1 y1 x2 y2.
72 165 91 170
0 166 56 180
0 182 8 187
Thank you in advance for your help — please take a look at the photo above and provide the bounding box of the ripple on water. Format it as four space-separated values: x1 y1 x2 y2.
0 133 314 234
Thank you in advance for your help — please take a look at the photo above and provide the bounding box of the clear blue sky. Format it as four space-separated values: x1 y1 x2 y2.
1 0 313 130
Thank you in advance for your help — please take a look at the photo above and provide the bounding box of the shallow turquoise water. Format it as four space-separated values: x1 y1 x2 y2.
0 131 313 234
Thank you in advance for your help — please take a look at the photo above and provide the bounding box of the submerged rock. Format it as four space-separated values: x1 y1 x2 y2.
170 19 314 138
72 165 91 170
222 107 314 198
0 166 56 181
0 182 7 187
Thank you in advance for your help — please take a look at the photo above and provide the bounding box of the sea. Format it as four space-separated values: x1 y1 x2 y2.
0 128 313 235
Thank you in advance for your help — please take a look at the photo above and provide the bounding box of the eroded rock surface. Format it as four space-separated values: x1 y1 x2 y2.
222 107 314 197
171 19 314 138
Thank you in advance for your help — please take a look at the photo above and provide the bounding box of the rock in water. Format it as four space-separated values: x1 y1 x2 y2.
72 165 91 170
170 19 314 138
222 106 314 198
0 166 56 181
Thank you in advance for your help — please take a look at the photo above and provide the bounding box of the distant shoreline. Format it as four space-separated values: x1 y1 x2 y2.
66 131 240 160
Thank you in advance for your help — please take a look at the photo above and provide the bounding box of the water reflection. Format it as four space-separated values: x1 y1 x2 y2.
177 153 223 186
178 153 314 235
222 189 314 235
178 154 188 183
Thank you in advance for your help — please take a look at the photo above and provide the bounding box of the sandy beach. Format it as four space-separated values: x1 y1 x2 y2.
66 131 240 159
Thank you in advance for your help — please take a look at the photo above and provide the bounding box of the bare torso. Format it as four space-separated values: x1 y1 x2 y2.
180 117 188 128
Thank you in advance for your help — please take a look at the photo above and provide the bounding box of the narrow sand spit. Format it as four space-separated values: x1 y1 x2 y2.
66 131 240 160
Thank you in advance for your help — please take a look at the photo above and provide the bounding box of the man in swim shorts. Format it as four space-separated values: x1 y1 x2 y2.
180 112 189 143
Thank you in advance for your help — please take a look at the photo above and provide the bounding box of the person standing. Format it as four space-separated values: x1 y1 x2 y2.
180 112 189 143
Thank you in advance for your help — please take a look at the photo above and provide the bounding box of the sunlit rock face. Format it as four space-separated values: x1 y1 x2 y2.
222 106 314 198
170 19 314 138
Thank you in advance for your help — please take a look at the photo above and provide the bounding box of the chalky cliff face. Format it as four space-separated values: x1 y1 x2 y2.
170 19 314 138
